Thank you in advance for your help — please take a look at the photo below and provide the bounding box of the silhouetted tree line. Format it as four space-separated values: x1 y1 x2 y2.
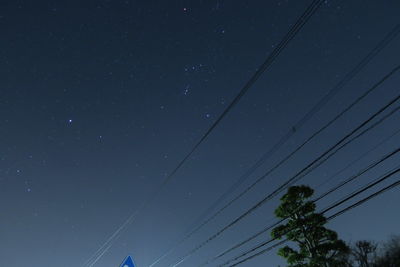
340 237 400 267
272 185 399 267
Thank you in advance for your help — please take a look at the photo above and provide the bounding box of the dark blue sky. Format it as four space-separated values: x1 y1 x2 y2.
1 1 400 266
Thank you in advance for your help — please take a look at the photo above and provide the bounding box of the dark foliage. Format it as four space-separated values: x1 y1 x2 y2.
271 185 349 267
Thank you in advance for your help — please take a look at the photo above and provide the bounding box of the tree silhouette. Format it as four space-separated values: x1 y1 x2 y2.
271 185 349 267
374 235 400 267
351 240 377 267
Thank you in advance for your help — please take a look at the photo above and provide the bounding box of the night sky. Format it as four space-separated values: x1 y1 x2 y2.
1 1 400 267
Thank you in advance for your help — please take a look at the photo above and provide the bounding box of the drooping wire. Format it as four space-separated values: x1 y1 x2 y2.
83 1 325 266
167 93 400 267
190 23 400 234
224 168 400 267
189 64 400 246
150 25 400 265
202 144 400 266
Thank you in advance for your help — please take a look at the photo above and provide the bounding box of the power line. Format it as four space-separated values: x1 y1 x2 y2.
83 3 323 267
167 93 400 266
321 165 400 215
229 239 287 267
191 64 400 238
202 144 400 265
224 167 400 267
196 104 400 265
313 127 400 190
190 23 400 233
314 147 400 203
83 0 325 266
231 170 400 267
149 28 400 265
327 176 400 221
229 175 400 267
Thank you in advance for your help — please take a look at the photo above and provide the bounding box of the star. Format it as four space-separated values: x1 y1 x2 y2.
183 85 190 95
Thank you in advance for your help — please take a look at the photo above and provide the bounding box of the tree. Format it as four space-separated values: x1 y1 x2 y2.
271 185 349 267
351 240 377 267
374 235 400 267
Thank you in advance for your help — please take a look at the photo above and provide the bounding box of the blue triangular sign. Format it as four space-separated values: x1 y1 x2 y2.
120 255 135 267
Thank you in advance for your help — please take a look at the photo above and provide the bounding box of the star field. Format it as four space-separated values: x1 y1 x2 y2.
1 1 400 267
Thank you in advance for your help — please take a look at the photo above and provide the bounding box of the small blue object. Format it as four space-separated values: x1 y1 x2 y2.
120 255 135 267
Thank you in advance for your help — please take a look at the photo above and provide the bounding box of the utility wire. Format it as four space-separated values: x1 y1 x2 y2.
190 23 400 234
169 78 400 266
224 167 400 266
202 145 400 265
321 165 400 215
313 127 400 190
167 92 400 267
230 175 400 267
314 148 400 203
228 165 400 266
191 64 400 242
199 93 400 266
150 26 400 265
229 239 287 267
83 1 324 266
